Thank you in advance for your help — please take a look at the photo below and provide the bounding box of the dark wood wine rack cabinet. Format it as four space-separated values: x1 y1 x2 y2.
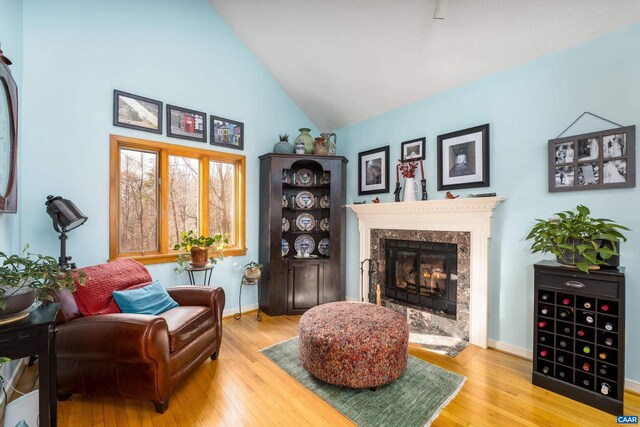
258 153 348 315
533 261 625 415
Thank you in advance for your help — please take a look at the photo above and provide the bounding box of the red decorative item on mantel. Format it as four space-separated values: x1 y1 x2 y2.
398 160 418 178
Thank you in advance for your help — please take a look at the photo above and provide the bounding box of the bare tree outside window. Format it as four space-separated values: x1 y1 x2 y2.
209 161 236 246
168 156 200 248
119 149 158 252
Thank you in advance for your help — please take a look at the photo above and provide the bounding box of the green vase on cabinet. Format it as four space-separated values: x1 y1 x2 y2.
295 128 315 154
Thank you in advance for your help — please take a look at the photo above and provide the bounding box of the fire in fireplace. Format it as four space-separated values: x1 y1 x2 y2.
384 239 457 316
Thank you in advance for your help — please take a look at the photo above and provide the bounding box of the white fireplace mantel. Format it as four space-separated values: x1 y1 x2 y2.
346 197 505 348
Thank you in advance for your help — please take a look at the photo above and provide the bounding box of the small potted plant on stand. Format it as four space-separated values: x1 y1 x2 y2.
173 230 228 273
0 245 88 316
526 205 629 273
243 261 263 283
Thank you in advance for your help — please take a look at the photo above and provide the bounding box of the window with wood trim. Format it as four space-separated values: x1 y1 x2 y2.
110 134 246 264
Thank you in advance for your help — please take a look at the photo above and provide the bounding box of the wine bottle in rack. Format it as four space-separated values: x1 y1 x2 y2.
557 354 566 364
601 303 610 312
558 339 569 349
604 337 614 346
582 345 591 355
540 306 551 316
558 308 573 320
599 364 609 376
600 383 611 396
604 322 614 331
583 301 592 309
540 349 549 358
562 325 572 335
582 362 591 372
562 297 571 306
599 352 608 360
540 293 551 301
558 370 567 379
582 378 591 387
538 320 549 329
576 329 586 338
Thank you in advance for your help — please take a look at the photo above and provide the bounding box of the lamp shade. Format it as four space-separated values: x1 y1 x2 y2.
45 195 88 232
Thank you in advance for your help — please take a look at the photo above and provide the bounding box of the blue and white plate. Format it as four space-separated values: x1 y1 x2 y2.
318 238 330 256
294 234 315 256
281 239 290 257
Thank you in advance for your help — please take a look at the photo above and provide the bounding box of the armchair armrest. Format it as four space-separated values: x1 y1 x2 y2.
167 286 225 321
56 314 169 364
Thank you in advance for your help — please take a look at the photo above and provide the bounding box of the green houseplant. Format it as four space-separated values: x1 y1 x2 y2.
526 205 629 273
0 245 87 313
243 261 263 282
173 230 228 273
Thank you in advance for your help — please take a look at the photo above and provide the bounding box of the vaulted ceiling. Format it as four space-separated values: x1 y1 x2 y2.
209 0 640 130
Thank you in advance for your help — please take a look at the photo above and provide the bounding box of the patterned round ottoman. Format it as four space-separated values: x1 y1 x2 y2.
299 302 409 388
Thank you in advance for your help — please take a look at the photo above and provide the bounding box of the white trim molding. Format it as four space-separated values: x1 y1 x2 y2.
347 197 505 348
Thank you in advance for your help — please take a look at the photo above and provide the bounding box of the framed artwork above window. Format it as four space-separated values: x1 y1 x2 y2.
109 134 246 264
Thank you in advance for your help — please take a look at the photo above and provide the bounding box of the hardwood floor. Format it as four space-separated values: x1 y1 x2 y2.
15 313 640 426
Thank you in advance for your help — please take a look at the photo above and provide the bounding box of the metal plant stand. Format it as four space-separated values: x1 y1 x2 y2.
185 263 214 286
234 277 262 321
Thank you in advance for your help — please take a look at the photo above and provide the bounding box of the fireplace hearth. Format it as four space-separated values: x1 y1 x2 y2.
385 239 457 316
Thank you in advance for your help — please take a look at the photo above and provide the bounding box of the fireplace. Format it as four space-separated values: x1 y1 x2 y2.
384 239 457 316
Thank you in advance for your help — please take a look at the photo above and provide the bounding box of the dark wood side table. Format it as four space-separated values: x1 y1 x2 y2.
0 303 59 427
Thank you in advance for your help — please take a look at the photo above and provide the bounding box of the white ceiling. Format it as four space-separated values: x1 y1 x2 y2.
209 0 640 131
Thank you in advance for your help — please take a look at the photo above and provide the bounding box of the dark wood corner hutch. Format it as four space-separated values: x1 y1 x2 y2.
258 154 347 315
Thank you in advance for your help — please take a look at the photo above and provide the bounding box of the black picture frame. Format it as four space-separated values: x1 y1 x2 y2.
210 115 244 150
0 55 18 213
437 124 490 191
401 137 426 162
166 105 207 142
358 145 390 195
113 90 163 134
548 125 635 192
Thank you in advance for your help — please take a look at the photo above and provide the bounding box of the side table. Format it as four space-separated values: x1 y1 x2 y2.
0 303 59 427
185 263 214 286
234 277 262 321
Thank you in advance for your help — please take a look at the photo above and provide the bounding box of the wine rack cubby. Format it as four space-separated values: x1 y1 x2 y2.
533 261 625 415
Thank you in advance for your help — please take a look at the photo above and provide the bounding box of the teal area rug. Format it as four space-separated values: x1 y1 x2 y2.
260 337 466 427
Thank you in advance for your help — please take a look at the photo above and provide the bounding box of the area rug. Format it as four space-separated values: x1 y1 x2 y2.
260 337 466 427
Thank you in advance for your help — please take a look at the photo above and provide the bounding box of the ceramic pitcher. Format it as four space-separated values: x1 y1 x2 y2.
321 132 337 155
403 177 420 202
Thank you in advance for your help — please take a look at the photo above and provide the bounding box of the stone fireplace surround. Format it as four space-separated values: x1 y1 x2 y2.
370 229 471 340
347 197 505 348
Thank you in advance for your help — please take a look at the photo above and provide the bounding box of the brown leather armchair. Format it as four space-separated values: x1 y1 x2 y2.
54 259 225 413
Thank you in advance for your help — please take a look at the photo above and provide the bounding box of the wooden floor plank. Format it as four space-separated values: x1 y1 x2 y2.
13 313 634 426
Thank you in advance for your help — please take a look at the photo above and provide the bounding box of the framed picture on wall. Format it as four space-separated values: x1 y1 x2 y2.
401 137 426 162
548 126 635 192
437 124 490 191
358 145 390 195
210 115 244 150
166 105 207 142
113 90 163 134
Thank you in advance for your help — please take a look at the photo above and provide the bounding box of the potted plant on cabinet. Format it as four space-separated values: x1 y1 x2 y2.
0 245 88 315
173 230 229 273
243 261 263 282
526 205 629 273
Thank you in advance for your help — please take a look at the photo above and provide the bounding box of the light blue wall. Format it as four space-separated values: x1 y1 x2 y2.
337 24 640 382
19 0 315 312
0 0 22 255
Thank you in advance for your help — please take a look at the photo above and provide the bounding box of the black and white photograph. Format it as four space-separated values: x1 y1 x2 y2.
577 163 599 186
113 90 163 134
210 115 244 150
603 134 626 158
167 105 207 142
358 145 389 195
437 124 489 191
577 137 599 161
401 137 426 161
554 166 574 187
548 125 635 192
603 160 627 183
554 142 574 164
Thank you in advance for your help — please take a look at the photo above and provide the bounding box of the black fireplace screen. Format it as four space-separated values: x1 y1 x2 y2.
385 239 457 316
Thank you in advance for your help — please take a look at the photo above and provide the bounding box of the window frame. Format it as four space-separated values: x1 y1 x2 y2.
110 134 247 264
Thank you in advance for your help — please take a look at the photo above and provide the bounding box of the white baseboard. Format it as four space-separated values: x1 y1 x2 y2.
488 339 533 360
625 378 640 394
346 296 360 302
223 303 258 318
488 339 640 394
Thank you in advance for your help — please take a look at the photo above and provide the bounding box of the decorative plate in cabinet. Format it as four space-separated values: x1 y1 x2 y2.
295 191 315 209
294 234 315 256
296 213 315 231
318 238 330 256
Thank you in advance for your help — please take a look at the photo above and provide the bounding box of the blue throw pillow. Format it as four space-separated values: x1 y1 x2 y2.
113 280 178 315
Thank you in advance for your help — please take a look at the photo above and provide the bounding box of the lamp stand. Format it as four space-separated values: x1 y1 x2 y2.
58 231 76 271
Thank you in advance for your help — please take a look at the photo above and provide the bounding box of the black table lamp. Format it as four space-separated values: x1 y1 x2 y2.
45 195 88 270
